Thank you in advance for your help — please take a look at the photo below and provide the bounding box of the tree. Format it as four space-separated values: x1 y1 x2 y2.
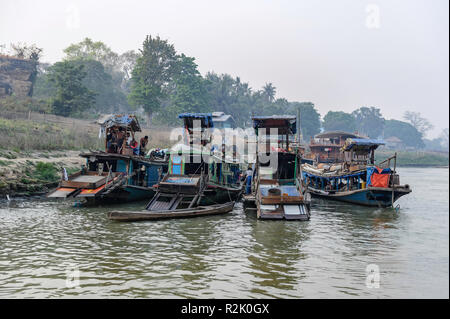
352 106 385 138
9 42 43 61
322 111 356 132
403 111 433 137
72 59 128 113
384 119 424 149
63 38 133 97
262 83 276 102
47 61 95 117
35 59 128 113
129 35 177 123
440 128 449 150
63 37 118 69
117 50 140 92
158 54 211 124
286 102 321 141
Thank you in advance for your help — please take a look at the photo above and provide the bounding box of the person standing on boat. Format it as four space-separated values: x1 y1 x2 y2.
126 132 132 146
140 136 149 156
116 127 125 154
245 166 253 194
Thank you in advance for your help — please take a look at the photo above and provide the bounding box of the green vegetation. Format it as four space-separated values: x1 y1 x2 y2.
47 61 96 117
3 36 449 154
129 35 178 122
0 96 50 113
34 162 58 181
352 107 385 138
323 111 357 132
376 150 449 167
0 117 102 151
384 120 424 149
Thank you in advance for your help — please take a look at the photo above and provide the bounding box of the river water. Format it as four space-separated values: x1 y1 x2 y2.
0 167 448 298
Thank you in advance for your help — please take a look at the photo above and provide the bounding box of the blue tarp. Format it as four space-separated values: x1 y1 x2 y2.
302 171 365 180
178 113 214 127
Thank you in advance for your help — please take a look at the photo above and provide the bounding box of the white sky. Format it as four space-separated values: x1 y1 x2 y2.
1 0 448 138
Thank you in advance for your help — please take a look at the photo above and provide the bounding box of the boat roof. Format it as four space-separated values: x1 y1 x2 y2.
341 138 385 152
211 112 232 122
178 113 214 128
314 131 361 139
251 115 297 134
97 114 141 132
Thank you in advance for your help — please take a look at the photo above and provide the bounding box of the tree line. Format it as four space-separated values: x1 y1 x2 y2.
1 37 448 151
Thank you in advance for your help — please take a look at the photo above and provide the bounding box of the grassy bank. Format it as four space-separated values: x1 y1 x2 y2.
0 150 84 196
0 113 172 196
375 150 449 167
0 117 103 151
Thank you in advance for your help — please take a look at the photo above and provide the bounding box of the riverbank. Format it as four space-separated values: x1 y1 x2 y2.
0 150 85 196
0 113 173 197
375 150 449 167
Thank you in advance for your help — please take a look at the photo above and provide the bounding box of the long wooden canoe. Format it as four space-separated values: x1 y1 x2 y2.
107 201 235 222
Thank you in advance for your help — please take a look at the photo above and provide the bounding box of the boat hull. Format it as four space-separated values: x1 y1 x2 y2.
199 184 242 205
308 186 411 207
85 185 156 204
108 202 235 221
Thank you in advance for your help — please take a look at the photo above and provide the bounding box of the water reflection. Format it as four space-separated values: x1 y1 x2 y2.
244 214 311 297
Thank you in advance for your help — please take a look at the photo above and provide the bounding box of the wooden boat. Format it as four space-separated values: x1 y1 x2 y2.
108 201 235 222
145 113 243 212
302 138 412 208
47 114 168 204
243 115 311 221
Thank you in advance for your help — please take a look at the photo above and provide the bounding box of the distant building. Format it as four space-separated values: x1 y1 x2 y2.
211 112 237 129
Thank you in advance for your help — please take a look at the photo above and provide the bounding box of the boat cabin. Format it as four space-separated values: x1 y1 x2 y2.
309 131 363 163
341 138 386 166
99 114 142 156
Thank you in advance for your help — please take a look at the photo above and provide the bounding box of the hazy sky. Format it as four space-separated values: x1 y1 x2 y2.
1 0 448 138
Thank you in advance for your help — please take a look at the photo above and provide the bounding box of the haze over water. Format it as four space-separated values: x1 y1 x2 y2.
0 167 448 298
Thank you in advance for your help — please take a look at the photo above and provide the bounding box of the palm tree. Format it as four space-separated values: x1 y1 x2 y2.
262 82 276 102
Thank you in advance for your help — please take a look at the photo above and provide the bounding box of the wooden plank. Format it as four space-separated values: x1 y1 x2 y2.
47 187 78 198
261 195 304 205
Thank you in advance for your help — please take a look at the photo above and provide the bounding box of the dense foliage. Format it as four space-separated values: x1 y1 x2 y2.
323 111 357 132
16 36 443 151
47 61 95 117
384 119 425 148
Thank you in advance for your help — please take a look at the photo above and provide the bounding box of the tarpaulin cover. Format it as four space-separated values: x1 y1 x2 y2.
370 173 390 188
98 114 141 132
342 138 385 151
367 166 391 186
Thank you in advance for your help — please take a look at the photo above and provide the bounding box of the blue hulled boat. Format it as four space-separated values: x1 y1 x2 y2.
302 138 411 208
47 114 168 204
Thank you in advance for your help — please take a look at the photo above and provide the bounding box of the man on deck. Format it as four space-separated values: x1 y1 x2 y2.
140 136 149 156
